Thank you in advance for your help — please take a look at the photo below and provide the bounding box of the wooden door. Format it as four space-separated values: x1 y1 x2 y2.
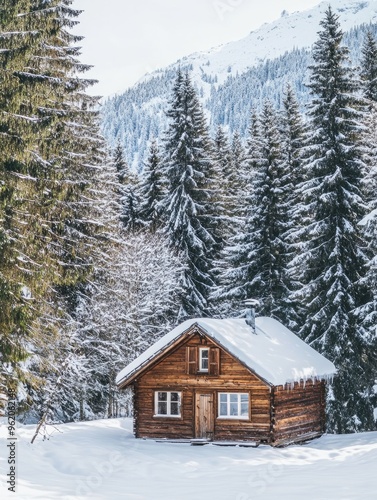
195 393 214 440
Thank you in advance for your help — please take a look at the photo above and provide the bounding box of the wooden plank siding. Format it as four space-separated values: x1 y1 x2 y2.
129 328 328 445
133 332 272 442
271 380 326 445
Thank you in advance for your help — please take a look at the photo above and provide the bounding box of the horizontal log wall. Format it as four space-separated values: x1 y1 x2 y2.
271 380 326 444
134 332 272 441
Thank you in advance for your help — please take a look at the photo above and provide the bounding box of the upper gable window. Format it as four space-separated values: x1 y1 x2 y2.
199 348 209 372
186 346 220 376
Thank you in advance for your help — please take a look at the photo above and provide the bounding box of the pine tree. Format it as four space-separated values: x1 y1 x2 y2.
112 142 142 231
229 131 248 223
279 85 306 330
212 112 262 316
0 1 112 416
0 0 44 394
209 128 245 314
138 140 165 231
161 71 216 318
360 31 377 206
291 7 375 432
360 31 377 102
214 102 285 317
250 100 285 318
245 109 263 175
113 142 130 184
212 127 233 237
358 32 377 419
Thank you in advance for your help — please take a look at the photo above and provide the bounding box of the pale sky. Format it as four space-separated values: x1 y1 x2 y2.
72 0 322 96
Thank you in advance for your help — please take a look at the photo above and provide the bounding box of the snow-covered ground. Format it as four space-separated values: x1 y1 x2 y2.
1 418 377 499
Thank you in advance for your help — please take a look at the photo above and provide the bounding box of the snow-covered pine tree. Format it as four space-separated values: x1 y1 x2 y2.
161 70 217 319
208 127 246 314
280 85 305 194
291 7 375 432
249 100 286 318
0 0 44 396
212 126 233 240
112 142 143 231
229 131 248 223
245 109 263 174
278 85 307 330
113 141 130 184
356 208 377 420
360 31 377 206
138 139 165 231
0 0 116 419
360 31 377 102
211 111 261 316
214 102 286 318
122 182 142 232
357 31 377 419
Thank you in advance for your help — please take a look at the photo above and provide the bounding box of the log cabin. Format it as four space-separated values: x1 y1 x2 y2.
116 316 336 446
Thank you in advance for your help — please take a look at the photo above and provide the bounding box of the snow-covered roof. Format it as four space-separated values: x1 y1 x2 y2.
116 317 336 387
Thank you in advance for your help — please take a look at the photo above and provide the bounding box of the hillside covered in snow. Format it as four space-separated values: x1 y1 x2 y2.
101 0 377 169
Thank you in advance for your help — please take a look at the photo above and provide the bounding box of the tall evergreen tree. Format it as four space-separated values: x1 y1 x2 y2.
161 71 216 319
245 109 263 175
0 0 45 394
250 100 285 318
212 126 233 239
214 102 286 318
358 32 377 417
360 31 377 206
291 7 375 432
229 131 248 223
138 140 165 231
121 175 142 232
360 31 377 102
112 142 142 231
279 85 306 330
212 112 262 316
0 0 110 413
113 141 130 184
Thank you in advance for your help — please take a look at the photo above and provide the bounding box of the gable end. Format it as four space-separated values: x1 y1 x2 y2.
117 323 273 390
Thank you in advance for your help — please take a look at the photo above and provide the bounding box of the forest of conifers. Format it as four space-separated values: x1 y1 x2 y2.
0 1 376 433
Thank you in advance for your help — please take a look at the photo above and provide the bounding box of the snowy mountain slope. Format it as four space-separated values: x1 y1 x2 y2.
2 417 377 499
101 0 377 169
144 0 377 90
207 22 377 134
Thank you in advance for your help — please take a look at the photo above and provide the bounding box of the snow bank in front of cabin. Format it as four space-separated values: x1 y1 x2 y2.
1 417 377 499
116 317 336 387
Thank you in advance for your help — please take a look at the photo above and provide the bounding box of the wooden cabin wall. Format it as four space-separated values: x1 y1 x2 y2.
134 333 272 441
272 380 326 445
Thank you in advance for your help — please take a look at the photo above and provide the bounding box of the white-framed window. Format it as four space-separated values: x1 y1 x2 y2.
218 393 249 419
199 348 209 372
154 391 181 417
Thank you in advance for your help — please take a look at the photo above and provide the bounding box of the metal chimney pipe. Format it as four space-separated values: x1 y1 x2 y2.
244 299 260 334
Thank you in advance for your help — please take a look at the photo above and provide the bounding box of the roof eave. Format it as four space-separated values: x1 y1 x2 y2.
116 320 335 390
116 323 201 390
